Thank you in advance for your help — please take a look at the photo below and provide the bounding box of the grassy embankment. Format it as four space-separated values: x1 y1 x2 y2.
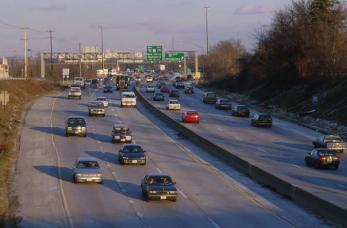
0 80 61 225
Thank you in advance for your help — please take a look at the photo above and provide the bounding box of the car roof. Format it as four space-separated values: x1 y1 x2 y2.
77 157 98 162
68 116 85 119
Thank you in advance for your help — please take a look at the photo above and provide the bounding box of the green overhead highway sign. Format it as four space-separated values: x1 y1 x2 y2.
165 52 185 61
146 45 163 61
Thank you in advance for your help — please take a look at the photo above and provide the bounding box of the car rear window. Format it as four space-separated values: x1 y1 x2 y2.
122 145 143 153
187 111 198 115
325 136 342 142
206 93 216 98
68 118 86 125
97 98 106 101
237 105 247 110
169 101 179 104
259 115 271 120
77 161 99 169
147 176 173 185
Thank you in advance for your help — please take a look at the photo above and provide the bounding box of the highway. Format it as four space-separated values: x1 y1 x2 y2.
12 86 327 227
139 83 347 211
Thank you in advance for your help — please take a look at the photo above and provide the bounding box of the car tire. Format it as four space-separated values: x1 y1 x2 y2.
171 197 177 202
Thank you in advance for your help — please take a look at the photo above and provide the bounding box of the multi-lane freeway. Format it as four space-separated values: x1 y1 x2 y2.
12 84 328 227
140 83 347 210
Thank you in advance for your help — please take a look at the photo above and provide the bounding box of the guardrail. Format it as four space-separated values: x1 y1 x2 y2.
134 86 347 227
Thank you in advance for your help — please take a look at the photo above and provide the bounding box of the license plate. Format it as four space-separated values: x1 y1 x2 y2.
160 196 166 200
86 179 92 182
121 139 125 141
132 160 138 164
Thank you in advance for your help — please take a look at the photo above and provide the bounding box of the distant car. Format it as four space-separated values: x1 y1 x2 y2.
146 76 153 83
88 101 106 117
184 86 194 94
73 157 103 183
166 99 181 110
141 174 177 201
312 135 347 153
85 79 92 87
182 111 200 123
91 79 99 88
231 105 250 117
203 92 217 104
153 92 165 101
103 85 113 93
169 89 180 98
121 91 137 107
96 97 109 108
65 116 87 137
160 86 171 93
215 98 232 110
305 149 340 169
157 82 166 89
175 81 185 89
118 144 147 165
112 124 132 143
145 85 155 93
251 113 272 127
68 87 82 99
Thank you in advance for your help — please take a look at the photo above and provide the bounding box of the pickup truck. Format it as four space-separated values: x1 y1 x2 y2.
121 91 136 108
313 134 347 153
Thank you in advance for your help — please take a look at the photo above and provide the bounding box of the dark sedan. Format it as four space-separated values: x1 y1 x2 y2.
305 149 340 169
103 85 113 93
118 144 147 165
169 89 180 98
153 92 165 101
231 105 250 117
141 174 177 201
216 98 232 110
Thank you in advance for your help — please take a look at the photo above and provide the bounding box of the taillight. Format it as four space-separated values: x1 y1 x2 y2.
320 157 326 161
333 157 340 160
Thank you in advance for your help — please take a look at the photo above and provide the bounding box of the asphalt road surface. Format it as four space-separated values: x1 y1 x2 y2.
140 83 347 212
13 86 329 227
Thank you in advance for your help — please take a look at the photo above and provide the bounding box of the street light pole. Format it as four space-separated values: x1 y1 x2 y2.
204 6 209 56
100 25 104 71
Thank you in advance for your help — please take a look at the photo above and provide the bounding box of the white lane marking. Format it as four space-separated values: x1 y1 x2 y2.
234 136 242 141
177 188 187 199
156 168 162 173
257 148 266 153
136 212 143 218
114 114 118 117
132 140 136 144
97 141 101 144
207 217 221 228
292 164 302 169
338 184 347 190
217 127 222 131
107 163 111 167
112 171 116 175
129 199 134 204
50 97 74 228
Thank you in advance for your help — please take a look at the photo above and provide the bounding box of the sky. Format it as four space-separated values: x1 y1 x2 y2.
0 0 291 57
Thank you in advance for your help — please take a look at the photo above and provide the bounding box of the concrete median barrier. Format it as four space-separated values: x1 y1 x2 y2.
134 86 347 226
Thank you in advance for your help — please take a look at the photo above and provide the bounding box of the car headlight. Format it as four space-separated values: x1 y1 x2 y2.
81 127 86 130
68 127 72 130
149 190 157 194
97 173 102 177
114 136 120 139
126 136 131 139
76 173 82 177
140 156 147 160
169 191 176 194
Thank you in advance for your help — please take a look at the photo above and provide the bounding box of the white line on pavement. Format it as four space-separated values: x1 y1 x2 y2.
156 168 162 173
177 188 187 199
207 217 221 228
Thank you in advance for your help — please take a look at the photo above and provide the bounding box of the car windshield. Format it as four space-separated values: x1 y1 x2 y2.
77 161 99 169
147 176 173 186
123 94 135 98
187 111 198 115
70 88 80 92
325 135 342 142
114 127 129 132
67 118 85 125
169 101 179 104
220 99 231 104
318 150 336 156
122 145 143 153
97 98 106 101
259 115 271 120
237 105 247 110
206 93 216 98
90 102 104 107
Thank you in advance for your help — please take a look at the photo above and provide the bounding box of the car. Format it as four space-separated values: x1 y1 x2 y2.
96 97 109 108
305 149 340 169
175 81 185 89
215 98 232 110
103 85 113 93
73 77 85 89
160 86 171 93
203 92 217 104
145 85 155 93
312 134 347 153
157 82 166 89
85 79 92 87
166 99 181 110
231 105 250 117
251 113 272 127
153 92 165 101
141 174 177 201
184 86 194 94
68 87 82 99
118 144 147 165
73 157 103 183
112 124 132 143
182 111 200 123
121 91 137 107
169 89 180 98
91 79 99 88
146 76 153 82
88 101 106 117
65 116 87 137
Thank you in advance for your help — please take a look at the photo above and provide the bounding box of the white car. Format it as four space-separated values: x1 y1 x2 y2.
96 97 109 108
121 91 137 107
145 85 155 93
146 76 153 82
68 87 82 99
166 99 181 110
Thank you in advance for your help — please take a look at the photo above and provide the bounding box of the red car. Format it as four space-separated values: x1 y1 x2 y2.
182 111 200 123
160 86 171 93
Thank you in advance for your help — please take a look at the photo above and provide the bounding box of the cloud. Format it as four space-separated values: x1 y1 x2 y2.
234 5 275 15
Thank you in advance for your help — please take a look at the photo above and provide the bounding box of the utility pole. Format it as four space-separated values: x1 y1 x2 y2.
172 37 175 51
79 43 82 77
48 30 55 77
21 27 29 78
204 6 209 56
100 25 104 70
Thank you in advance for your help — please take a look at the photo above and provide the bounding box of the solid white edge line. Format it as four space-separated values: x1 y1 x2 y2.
156 168 162 173
50 97 74 228
177 188 187 199
207 217 221 228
